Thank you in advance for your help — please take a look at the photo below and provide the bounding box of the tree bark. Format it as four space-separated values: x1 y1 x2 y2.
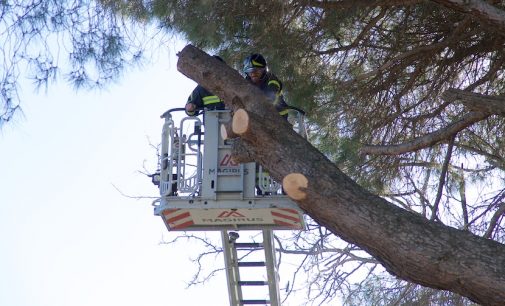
177 44 505 305
431 0 505 37
442 88 505 115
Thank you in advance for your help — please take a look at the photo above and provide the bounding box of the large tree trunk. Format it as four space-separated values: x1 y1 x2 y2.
177 44 505 305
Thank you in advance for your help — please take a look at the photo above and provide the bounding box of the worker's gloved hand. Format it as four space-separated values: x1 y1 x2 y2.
185 103 198 116
186 103 196 112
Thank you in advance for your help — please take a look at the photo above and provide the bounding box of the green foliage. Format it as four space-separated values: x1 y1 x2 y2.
0 0 147 125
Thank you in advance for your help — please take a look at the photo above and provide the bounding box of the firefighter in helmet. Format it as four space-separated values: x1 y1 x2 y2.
243 53 290 195
243 53 289 120
185 55 226 116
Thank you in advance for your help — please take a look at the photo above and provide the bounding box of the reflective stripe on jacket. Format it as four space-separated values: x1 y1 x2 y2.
185 85 225 116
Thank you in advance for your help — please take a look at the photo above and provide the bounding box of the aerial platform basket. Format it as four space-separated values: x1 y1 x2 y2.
152 108 305 231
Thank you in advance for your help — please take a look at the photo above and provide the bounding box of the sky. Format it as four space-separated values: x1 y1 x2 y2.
0 41 234 306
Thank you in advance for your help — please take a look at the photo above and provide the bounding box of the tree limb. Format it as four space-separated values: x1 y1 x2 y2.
431 0 505 36
430 135 455 221
484 202 505 239
360 111 490 155
362 88 504 156
442 88 505 115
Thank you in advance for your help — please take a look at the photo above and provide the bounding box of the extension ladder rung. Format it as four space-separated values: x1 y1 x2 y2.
234 242 263 249
241 299 270 305
238 280 268 286
222 230 280 306
238 261 265 267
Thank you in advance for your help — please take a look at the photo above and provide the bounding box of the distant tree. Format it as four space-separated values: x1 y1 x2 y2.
0 1 150 126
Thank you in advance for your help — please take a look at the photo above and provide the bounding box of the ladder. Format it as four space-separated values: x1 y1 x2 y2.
221 230 281 306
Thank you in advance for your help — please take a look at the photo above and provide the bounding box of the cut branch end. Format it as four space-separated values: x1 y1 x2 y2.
221 123 237 140
283 173 308 200
232 108 249 135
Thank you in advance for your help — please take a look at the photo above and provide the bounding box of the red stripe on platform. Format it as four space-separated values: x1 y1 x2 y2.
167 211 191 223
271 211 300 222
171 220 194 229
274 219 297 227
162 209 179 216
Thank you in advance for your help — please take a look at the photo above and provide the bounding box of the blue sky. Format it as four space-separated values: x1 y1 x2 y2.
0 42 231 306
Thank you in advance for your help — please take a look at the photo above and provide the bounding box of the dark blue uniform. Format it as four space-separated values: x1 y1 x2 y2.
246 72 289 120
185 85 225 116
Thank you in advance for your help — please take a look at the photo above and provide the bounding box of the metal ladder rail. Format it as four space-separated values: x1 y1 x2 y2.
262 230 280 306
222 230 243 306
222 230 280 306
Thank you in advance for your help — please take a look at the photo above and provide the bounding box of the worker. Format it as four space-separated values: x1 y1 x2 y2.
243 53 290 195
242 53 289 120
185 55 226 116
